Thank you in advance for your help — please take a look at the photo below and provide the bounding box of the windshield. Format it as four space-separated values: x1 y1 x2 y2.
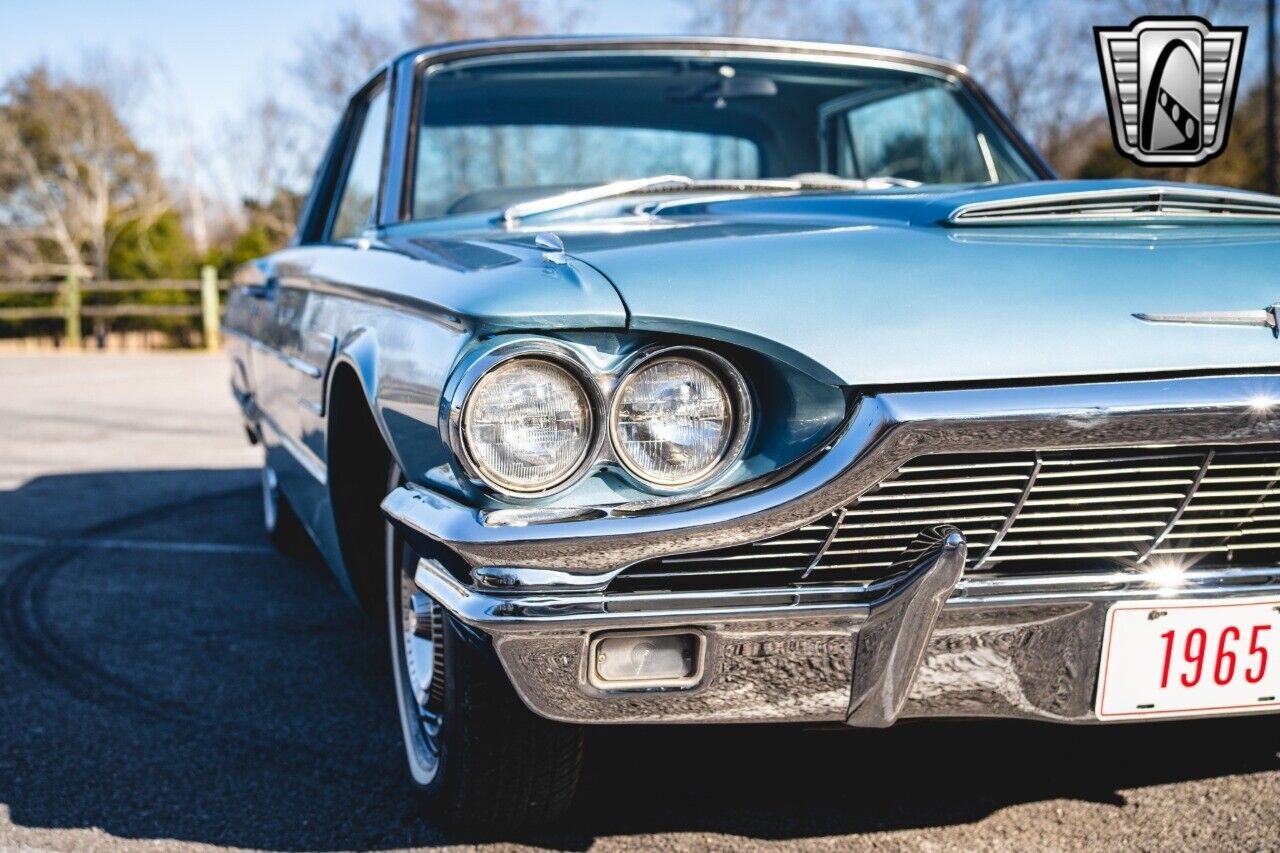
410 52 1041 220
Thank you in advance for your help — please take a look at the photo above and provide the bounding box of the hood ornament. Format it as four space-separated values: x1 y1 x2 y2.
534 232 568 265
1134 304 1280 338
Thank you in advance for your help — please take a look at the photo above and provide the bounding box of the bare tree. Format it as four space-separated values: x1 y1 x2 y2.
404 0 547 43
292 14 399 117
0 65 171 280
209 89 316 242
686 0 767 35
684 0 840 39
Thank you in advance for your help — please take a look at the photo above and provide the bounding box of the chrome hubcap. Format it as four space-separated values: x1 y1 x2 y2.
401 581 444 719
387 469 445 785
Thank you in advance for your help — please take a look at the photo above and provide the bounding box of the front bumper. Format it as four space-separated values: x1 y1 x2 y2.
413 545 1280 725
386 373 1280 725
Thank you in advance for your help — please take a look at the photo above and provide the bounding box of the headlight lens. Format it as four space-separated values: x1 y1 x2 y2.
611 355 744 487
461 358 593 493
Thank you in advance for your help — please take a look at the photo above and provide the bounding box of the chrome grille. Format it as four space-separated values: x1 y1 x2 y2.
610 444 1280 593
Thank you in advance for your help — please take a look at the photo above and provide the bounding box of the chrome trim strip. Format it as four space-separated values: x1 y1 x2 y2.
1137 449 1214 563
416 557 879 629
1134 305 1280 336
284 354 323 379
384 373 1280 573
420 558 1280 629
260 412 327 485
224 328 328 380
953 564 1280 602
471 565 624 591
801 509 844 579
948 185 1280 225
972 451 1041 571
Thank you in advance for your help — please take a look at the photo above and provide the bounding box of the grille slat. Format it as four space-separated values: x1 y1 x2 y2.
608 444 1280 594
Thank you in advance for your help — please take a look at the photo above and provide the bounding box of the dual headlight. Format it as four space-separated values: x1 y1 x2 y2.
457 349 751 496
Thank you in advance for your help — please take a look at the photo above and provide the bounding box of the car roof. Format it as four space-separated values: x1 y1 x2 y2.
389 35 971 82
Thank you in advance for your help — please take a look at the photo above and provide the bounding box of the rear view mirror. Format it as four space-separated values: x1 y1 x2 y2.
667 74 778 104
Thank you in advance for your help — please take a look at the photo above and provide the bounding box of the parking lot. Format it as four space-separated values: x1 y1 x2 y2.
1 353 1278 852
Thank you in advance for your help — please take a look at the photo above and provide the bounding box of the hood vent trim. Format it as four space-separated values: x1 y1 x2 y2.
947 186 1280 226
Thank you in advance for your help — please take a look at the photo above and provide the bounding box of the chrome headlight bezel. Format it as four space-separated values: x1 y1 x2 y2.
448 344 605 498
607 347 753 492
443 340 754 501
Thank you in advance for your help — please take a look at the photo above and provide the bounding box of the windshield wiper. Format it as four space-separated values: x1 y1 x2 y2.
499 173 923 224
788 173 924 189
502 175 694 224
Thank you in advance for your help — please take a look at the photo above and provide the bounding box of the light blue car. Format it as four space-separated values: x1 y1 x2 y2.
224 36 1280 829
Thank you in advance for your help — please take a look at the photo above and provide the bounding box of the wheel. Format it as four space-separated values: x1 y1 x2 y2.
385 465 583 830
261 463 314 556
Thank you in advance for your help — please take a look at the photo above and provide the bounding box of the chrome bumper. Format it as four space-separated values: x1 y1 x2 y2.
386 373 1280 725
415 551 1280 725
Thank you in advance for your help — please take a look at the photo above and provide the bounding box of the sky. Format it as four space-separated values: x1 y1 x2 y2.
0 0 688 213
0 0 688 129
0 1 1270 219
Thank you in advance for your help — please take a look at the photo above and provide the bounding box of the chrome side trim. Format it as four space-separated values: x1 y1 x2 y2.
1134 305 1280 336
259 412 327 485
385 373 1280 573
284 354 323 379
224 327 328 380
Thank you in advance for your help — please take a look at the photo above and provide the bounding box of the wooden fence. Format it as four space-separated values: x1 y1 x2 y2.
0 265 227 350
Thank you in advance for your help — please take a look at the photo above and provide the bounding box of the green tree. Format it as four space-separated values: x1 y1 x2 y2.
108 210 197 280
205 188 304 277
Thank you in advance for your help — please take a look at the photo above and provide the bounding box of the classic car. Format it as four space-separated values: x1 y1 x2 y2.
224 36 1280 828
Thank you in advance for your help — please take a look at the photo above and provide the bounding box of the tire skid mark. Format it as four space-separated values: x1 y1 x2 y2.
0 484 386 776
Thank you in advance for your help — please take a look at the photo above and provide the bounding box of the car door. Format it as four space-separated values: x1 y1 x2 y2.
253 75 391 516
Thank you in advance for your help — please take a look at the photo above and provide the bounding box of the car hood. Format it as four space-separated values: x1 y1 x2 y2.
390 180 1280 386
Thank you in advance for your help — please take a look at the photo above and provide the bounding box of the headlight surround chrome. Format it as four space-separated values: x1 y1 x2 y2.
458 356 597 496
609 349 752 490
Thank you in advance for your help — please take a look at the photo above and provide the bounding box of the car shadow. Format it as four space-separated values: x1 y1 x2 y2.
0 468 1277 851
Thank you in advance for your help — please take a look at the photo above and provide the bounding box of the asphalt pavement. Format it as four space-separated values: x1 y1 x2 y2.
1 353 1278 852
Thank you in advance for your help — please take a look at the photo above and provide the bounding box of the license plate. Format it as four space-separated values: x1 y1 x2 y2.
1096 596 1280 720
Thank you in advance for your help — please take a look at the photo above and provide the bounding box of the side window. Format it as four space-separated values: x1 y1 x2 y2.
840 87 995 184
329 85 390 241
